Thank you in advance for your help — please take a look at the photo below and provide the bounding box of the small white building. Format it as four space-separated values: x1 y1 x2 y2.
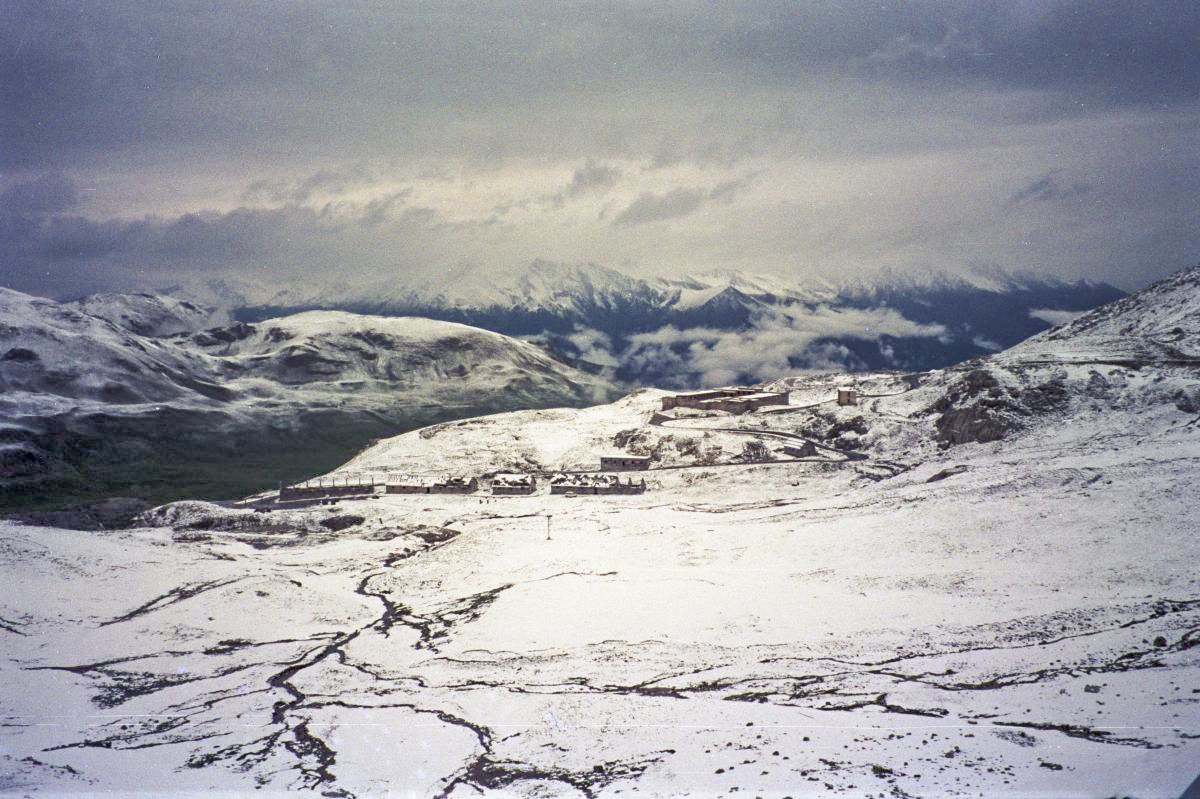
837 387 858 406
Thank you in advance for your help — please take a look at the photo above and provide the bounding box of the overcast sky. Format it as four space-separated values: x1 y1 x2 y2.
2 0 1198 298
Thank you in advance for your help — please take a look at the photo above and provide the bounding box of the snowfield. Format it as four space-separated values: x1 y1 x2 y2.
1 267 1199 797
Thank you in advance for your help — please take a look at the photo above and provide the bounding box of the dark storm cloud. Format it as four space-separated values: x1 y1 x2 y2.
563 161 622 200
613 188 707 226
5 1 1199 170
0 196 447 297
0 173 79 216
0 1 1198 296
613 174 756 225
718 0 1200 105
1006 171 1091 208
544 160 623 208
707 174 758 203
242 164 377 206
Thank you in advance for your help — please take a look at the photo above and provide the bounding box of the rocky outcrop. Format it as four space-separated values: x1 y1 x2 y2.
929 368 1071 447
935 402 1023 446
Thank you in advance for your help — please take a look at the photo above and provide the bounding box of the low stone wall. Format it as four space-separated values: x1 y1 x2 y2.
279 483 376 501
386 481 478 495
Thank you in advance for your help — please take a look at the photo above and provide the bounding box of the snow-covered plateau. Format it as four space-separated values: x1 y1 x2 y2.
2 266 1199 797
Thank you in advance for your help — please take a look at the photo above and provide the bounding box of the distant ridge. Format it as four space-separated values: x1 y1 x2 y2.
163 261 1126 386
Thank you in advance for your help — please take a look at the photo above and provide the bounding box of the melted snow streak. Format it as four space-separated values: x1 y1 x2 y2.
6 520 1199 796
97 579 245 627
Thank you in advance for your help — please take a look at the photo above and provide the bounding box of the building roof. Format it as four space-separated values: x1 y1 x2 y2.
551 473 619 485
723 391 787 401
670 386 759 398
670 389 726 398
492 473 535 485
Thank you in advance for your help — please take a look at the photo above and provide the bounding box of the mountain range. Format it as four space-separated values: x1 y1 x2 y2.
169 261 1126 387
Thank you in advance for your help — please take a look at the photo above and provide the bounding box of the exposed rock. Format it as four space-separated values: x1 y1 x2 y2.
926 465 968 482
2 347 39 363
963 368 999 395
931 372 1072 447
7 497 151 530
1021 381 1070 413
1175 390 1200 414
1085 371 1110 398
0 447 45 479
320 514 365 532
98 382 144 404
936 402 1023 446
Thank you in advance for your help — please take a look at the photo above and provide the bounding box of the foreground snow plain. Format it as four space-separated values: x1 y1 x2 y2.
3 267 1199 797
3 386 1198 796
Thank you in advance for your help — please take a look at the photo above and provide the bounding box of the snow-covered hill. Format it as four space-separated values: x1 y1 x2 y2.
0 289 616 507
169 261 1126 386
1021 263 1200 360
66 292 229 336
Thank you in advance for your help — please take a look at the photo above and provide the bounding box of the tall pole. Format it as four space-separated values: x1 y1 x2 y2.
545 515 552 541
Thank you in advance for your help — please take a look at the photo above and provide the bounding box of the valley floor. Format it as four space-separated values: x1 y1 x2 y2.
2 412 1198 797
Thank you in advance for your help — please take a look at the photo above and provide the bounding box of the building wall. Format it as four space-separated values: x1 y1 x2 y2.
492 485 536 495
600 457 651 471
551 482 645 495
754 393 790 410
281 484 375 500
699 393 788 414
604 482 646 494
662 391 723 410
551 484 597 494
662 388 760 410
431 483 477 494
389 479 478 494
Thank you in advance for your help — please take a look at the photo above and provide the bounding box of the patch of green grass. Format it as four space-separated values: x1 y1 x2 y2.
0 397 609 513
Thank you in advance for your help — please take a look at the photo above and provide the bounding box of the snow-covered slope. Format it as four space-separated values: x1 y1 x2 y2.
1016 263 1200 361
0 289 615 506
0 266 1195 796
66 292 228 336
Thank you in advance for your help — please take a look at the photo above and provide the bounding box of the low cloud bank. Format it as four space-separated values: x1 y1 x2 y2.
1029 308 1087 327
544 307 946 389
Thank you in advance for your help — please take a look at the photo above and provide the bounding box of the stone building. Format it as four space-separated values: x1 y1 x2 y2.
661 387 789 414
386 476 478 494
600 454 652 471
550 474 647 495
279 478 377 501
661 387 759 410
491 474 537 495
